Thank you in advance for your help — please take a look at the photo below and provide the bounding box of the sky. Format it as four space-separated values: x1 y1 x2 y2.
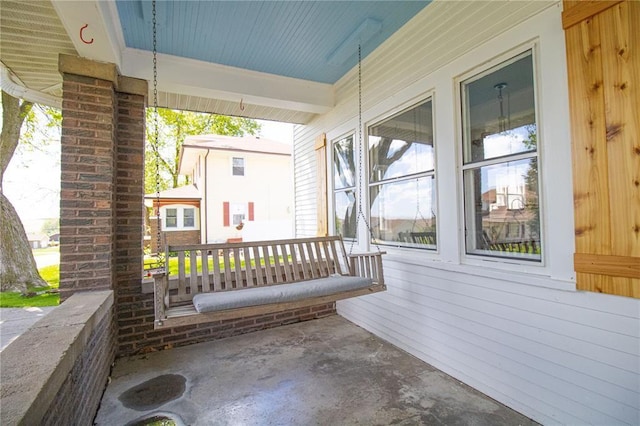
3 118 294 234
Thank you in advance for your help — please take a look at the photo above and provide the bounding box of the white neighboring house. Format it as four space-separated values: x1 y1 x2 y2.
179 135 293 244
27 233 50 249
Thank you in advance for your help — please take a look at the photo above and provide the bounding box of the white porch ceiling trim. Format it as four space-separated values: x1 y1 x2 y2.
50 0 334 116
122 49 334 114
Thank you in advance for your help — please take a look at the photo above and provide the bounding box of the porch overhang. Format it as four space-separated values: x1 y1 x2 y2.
1 0 430 124
52 0 335 123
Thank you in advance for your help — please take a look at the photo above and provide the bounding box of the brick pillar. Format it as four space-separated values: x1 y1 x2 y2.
114 89 147 343
59 60 116 300
58 55 147 303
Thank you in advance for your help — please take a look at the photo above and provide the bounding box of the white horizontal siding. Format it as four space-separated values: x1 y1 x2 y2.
338 265 639 425
293 122 323 237
292 1 640 425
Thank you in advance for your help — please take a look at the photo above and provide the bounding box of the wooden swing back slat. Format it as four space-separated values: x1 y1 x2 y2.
153 236 386 329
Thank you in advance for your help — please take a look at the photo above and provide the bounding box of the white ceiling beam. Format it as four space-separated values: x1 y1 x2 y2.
122 49 334 115
50 0 334 115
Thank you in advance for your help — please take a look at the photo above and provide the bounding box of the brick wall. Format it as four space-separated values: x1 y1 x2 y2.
113 90 149 356
165 230 200 247
118 301 336 355
41 305 116 426
149 218 200 252
59 73 116 300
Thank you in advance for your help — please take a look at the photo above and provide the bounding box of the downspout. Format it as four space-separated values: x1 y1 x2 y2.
0 62 61 108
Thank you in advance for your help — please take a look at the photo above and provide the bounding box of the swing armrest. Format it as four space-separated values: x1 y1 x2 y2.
348 252 386 285
152 271 168 324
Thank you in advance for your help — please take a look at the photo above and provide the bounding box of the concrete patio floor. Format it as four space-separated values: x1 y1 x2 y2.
96 315 537 425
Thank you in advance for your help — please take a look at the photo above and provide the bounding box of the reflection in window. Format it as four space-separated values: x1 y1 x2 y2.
370 176 436 248
368 99 436 249
461 50 541 261
166 208 177 228
332 135 356 239
183 208 195 227
335 190 356 239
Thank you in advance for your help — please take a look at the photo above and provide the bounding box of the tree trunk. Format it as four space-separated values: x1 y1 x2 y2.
0 91 45 293
0 193 46 292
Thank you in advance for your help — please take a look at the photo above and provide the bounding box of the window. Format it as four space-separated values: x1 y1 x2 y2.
368 99 436 249
232 214 245 226
165 208 177 228
232 157 245 176
461 50 541 261
332 135 356 239
231 203 246 226
162 206 198 231
183 208 195 227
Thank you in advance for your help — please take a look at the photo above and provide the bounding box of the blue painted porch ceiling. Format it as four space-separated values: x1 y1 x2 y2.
116 1 430 84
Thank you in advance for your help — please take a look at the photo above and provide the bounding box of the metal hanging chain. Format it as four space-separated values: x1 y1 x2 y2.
350 44 380 255
152 0 163 264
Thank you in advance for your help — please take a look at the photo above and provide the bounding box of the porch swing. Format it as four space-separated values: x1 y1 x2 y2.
150 1 386 328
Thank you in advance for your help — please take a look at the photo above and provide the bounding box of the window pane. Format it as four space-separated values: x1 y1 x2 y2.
463 158 541 260
232 157 244 176
462 52 536 164
369 100 434 182
166 208 177 228
370 176 436 249
333 135 355 190
183 208 195 227
335 189 356 239
232 214 245 226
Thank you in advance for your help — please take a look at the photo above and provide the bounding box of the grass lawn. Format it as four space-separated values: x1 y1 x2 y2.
2 251 282 308
32 246 60 255
144 254 284 277
0 264 60 308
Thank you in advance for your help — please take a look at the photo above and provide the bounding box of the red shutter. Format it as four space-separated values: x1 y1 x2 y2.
248 202 254 221
223 202 230 226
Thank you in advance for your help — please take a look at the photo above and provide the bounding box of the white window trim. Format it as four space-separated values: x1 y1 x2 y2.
230 202 247 226
330 132 358 243
231 156 245 177
454 41 547 271
362 92 441 256
161 205 200 231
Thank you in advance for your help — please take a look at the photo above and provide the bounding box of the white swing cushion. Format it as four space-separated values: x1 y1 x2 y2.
192 275 374 313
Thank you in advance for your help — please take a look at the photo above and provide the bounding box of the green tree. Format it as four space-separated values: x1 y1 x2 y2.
145 108 260 193
334 136 413 241
0 91 45 292
41 218 60 236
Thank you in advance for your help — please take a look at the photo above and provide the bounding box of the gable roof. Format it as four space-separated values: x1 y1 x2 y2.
179 135 291 175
